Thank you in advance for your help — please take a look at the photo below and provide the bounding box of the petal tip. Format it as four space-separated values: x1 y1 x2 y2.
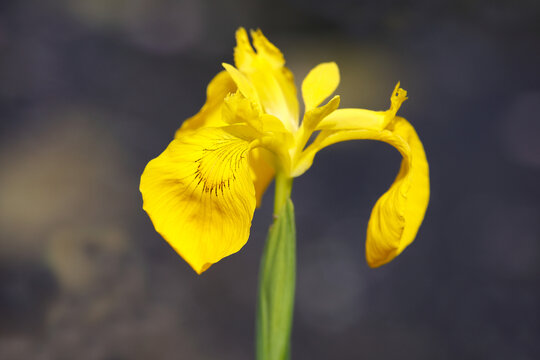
366 251 397 269
194 262 213 275
391 83 408 106
235 27 249 41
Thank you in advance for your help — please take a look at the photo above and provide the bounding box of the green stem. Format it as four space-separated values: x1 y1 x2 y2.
256 174 296 360
273 173 293 216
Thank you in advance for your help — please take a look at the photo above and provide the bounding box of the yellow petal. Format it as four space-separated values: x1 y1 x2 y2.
296 117 429 267
250 28 285 69
222 91 290 137
249 29 299 121
140 127 256 274
293 96 340 164
232 28 299 132
316 83 408 131
220 93 276 206
365 117 429 267
221 69 295 151
234 27 257 70
387 83 408 122
222 91 263 130
302 95 341 131
316 108 386 131
302 62 340 112
175 71 236 137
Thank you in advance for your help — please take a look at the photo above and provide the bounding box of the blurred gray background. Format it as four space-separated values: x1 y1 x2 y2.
1 0 539 359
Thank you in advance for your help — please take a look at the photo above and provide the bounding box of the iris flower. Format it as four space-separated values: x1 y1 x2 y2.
140 28 429 274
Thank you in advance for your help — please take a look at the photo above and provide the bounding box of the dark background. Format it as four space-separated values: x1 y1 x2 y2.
1 0 539 359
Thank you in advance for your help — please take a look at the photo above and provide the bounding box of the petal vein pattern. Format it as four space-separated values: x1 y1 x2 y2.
140 127 256 274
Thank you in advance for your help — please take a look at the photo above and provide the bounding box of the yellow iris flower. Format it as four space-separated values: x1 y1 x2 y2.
140 28 430 274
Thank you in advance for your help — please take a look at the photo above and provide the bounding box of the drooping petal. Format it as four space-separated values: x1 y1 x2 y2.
231 28 299 132
302 62 340 112
175 71 237 137
296 117 429 267
140 127 257 274
365 117 429 267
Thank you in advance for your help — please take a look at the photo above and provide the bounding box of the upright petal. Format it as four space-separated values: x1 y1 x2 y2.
140 127 257 274
231 28 299 132
249 29 285 69
175 71 237 137
302 62 340 112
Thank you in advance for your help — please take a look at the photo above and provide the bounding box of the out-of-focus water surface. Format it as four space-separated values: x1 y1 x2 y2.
1 1 539 359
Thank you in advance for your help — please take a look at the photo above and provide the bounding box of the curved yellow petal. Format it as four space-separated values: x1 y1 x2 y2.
175 71 236 137
302 62 340 112
365 117 429 267
232 28 299 132
296 117 429 267
140 127 256 274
